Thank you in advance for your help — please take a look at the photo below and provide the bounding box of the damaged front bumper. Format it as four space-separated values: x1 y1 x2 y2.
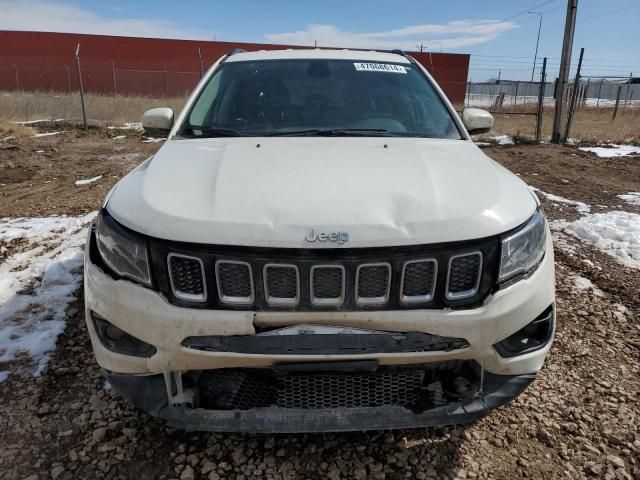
85 231 555 432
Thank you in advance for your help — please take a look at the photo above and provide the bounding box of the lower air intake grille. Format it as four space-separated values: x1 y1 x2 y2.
198 362 476 412
167 254 205 301
447 253 482 299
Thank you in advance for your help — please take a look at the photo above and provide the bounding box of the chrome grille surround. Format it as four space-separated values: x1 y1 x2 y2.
263 264 300 306
215 260 255 305
446 252 483 300
167 253 207 302
310 265 346 306
400 258 437 304
355 263 392 306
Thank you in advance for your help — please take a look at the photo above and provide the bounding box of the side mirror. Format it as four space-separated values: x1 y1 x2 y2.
141 108 174 137
462 108 494 135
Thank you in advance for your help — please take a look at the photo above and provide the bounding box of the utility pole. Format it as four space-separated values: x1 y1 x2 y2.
529 11 543 82
551 0 578 144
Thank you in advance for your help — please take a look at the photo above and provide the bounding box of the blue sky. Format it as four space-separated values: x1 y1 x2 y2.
2 0 639 77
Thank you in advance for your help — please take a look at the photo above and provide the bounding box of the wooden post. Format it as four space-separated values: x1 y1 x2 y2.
536 58 547 143
612 85 623 120
552 0 579 143
75 43 87 127
112 61 117 96
563 47 584 142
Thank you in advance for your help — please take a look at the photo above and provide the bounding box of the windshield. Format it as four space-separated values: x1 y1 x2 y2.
180 59 462 139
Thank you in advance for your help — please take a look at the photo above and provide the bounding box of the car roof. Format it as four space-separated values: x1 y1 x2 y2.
225 48 411 64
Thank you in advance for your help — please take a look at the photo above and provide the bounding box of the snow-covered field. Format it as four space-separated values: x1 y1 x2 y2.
465 93 640 109
0 213 95 381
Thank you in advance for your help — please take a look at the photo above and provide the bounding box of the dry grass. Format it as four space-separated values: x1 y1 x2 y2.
485 107 640 144
1 90 638 143
0 91 187 124
0 119 34 138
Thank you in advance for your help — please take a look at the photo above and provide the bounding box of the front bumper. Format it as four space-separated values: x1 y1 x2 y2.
85 233 554 431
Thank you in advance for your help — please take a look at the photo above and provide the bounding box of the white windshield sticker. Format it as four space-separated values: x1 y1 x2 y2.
354 63 407 74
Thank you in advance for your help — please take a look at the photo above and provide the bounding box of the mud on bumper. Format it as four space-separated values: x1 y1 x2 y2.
104 362 535 433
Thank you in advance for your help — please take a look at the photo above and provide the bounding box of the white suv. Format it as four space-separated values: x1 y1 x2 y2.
84 49 555 432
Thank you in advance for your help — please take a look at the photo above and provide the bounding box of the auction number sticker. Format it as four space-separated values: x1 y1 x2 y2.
354 63 407 74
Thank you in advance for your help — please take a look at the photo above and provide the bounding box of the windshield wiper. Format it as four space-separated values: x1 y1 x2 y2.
180 124 251 137
266 128 389 137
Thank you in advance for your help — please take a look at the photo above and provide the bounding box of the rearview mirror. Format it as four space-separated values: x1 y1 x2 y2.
462 108 494 135
141 108 174 137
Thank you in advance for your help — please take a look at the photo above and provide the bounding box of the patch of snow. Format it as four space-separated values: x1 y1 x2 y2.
571 275 604 296
0 213 96 376
112 135 126 140
579 144 640 158
142 137 165 143
75 175 102 186
492 135 515 145
33 131 65 138
564 211 640 269
103 380 112 390
0 136 15 142
35 150 45 153
530 187 591 214
0 371 9 383
108 122 143 131
474 142 491 147
617 192 640 206
13 119 64 125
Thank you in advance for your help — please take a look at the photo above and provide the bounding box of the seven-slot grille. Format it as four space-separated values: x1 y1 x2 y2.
165 250 486 310
155 230 497 311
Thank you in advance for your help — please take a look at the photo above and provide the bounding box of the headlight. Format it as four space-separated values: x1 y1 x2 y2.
499 209 547 283
95 211 151 286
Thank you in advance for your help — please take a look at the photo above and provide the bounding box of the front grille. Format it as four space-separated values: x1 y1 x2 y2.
198 362 477 412
447 252 482 299
215 261 254 304
151 236 497 311
167 254 206 301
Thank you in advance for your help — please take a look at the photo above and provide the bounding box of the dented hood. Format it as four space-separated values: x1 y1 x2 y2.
107 137 536 247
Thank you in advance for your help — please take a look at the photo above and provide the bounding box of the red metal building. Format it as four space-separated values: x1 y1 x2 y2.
0 31 469 104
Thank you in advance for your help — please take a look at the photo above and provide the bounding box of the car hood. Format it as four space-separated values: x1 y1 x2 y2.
107 137 536 247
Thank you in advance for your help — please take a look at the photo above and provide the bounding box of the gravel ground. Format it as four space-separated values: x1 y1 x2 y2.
0 128 638 479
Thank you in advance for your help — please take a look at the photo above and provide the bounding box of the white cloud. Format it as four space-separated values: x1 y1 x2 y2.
265 21 518 51
0 0 206 39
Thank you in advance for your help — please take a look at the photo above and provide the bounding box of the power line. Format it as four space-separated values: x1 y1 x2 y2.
498 0 558 23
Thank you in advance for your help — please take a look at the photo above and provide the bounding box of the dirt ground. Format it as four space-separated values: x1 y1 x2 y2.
0 126 638 480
